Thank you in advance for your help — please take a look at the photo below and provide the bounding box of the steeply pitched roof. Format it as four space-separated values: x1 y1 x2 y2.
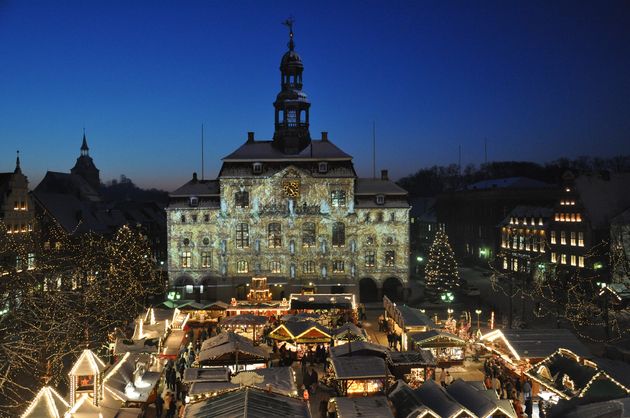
483 329 591 360
170 179 220 197
222 139 352 161
355 178 408 195
333 395 394 418
22 386 69 418
331 355 388 379
69 349 107 376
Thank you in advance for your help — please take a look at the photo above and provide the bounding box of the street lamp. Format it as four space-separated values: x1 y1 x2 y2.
475 309 482 331
447 308 454 320
440 291 455 303
416 256 424 263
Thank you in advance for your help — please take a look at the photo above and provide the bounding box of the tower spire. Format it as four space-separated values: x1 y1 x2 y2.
283 17 295 51
81 129 89 157
14 150 21 174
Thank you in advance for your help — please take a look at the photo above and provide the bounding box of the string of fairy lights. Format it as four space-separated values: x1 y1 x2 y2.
0 216 163 416
488 234 628 343
424 230 461 294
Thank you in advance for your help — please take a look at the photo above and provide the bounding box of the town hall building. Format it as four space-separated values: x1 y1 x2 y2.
166 28 410 302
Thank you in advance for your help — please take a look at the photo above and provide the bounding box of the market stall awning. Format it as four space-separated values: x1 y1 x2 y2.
188 367 297 397
388 350 436 367
183 367 230 384
331 355 388 380
446 378 517 418
289 293 355 310
332 395 394 418
198 331 267 366
330 341 390 359
281 312 320 322
183 387 309 418
408 330 466 348
384 297 434 332
269 320 331 343
221 313 268 326
103 352 161 404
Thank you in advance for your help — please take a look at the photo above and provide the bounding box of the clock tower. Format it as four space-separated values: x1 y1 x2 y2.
272 19 311 155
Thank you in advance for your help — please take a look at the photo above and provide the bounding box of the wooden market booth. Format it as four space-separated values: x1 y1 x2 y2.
383 296 434 351
197 331 268 372
388 350 437 388
408 330 466 367
330 355 390 397
268 320 332 357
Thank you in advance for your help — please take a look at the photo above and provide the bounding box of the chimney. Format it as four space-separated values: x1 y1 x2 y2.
247 132 255 142
321 132 328 142
192 172 198 182
381 169 389 181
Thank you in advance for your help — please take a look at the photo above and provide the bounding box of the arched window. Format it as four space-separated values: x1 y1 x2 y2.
332 222 345 247
268 223 282 248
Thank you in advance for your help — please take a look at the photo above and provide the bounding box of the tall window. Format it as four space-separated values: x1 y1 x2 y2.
560 231 566 245
365 251 375 267
332 222 345 247
270 260 282 274
578 232 584 247
551 252 557 263
181 252 192 268
561 254 567 265
27 253 35 270
570 231 576 246
331 190 346 207
236 223 249 248
570 255 576 266
303 260 315 274
302 222 316 247
384 250 395 267
333 260 345 273
268 223 282 248
201 251 211 268
237 260 249 273
235 191 249 208
550 231 556 244
578 256 585 268
503 257 508 270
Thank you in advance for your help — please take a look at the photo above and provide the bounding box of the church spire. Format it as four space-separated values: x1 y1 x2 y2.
81 129 89 157
14 150 21 174
273 19 311 154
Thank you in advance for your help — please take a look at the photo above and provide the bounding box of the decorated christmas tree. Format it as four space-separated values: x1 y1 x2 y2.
424 231 460 295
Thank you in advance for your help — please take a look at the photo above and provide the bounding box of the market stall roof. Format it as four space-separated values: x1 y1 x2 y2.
384 297 434 331
183 387 309 418
525 348 630 401
66 394 102 418
226 300 289 312
198 331 267 365
558 396 630 418
161 329 186 358
183 367 230 384
446 379 517 418
114 337 160 355
332 323 368 341
480 329 590 361
21 386 69 418
289 293 355 310
281 312 320 322
387 380 440 418
329 341 390 359
414 379 475 418
102 352 161 403
189 367 297 397
69 349 107 376
332 395 394 418
408 330 466 348
331 355 388 380
221 313 268 326
269 320 331 343
388 350 436 367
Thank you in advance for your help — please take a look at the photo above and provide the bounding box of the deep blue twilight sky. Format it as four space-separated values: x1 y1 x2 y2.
1 1 629 190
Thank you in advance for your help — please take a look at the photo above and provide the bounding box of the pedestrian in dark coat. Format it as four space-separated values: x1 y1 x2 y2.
525 397 533 418
154 393 164 417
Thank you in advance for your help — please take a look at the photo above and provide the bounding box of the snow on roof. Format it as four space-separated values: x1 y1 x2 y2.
21 386 69 418
69 349 107 376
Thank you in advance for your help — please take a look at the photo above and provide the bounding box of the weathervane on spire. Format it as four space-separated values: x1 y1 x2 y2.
283 16 295 51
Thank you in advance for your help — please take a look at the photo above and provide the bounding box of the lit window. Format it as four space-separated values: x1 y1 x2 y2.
270 261 282 274
570 255 576 266
525 236 531 251
235 191 249 208
303 260 315 274
181 252 192 268
570 232 576 246
332 222 345 247
576 213 582 222
384 250 395 267
302 222 316 247
333 260 344 273
201 251 211 268
512 234 518 248
376 195 385 205
512 258 518 271
236 223 249 248
550 231 556 244
555 213 559 221
268 223 282 248
27 253 35 270
560 213 565 222
237 260 249 273
551 252 557 263
365 251 376 267
560 231 566 245
331 190 346 207
519 235 524 250
578 256 585 268
503 257 508 270
561 254 567 264
578 232 584 247
570 213 576 222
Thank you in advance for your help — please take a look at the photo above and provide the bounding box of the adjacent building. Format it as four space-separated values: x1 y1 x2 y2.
166 29 410 302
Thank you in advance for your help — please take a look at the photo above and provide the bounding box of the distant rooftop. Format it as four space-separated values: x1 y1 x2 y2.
223 138 352 161
463 177 553 191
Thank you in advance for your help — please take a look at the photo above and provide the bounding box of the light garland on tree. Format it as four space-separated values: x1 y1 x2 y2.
424 231 461 295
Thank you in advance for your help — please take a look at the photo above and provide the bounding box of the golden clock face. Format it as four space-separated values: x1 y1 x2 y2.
282 180 300 198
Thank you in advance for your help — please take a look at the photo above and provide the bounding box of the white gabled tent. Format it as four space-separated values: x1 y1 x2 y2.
21 386 69 418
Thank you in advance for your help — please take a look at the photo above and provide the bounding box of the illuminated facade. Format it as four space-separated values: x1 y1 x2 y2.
166 29 410 302
499 206 552 274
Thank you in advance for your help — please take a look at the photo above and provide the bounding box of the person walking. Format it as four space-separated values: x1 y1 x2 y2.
522 379 532 400
524 397 533 418
439 368 446 387
309 368 319 394
154 392 164 417
445 371 453 386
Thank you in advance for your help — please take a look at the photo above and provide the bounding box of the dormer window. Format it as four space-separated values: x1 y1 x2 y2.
189 196 199 207
318 162 328 173
376 195 385 205
253 162 263 174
